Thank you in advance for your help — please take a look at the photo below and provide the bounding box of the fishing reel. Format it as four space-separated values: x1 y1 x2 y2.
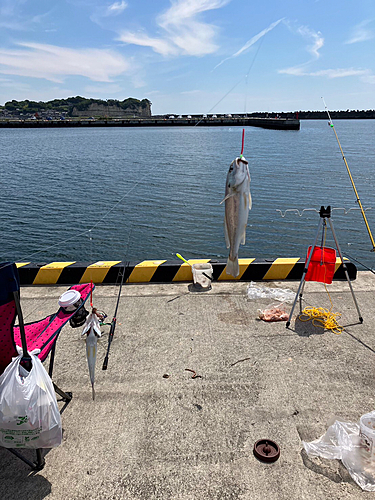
69 303 89 328
58 290 90 328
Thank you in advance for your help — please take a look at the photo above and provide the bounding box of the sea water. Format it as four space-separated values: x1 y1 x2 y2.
1 120 375 268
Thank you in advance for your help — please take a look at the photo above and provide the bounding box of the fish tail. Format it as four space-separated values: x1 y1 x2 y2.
226 255 239 277
92 384 95 401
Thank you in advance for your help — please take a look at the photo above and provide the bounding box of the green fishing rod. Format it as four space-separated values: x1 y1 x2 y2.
322 97 375 251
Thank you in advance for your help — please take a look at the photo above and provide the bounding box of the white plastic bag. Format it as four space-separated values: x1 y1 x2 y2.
303 414 375 491
0 349 62 449
247 282 295 303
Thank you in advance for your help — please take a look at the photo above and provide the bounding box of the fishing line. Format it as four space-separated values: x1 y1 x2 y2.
12 162 160 266
244 37 264 116
322 97 375 251
194 78 244 127
195 36 264 127
343 253 375 274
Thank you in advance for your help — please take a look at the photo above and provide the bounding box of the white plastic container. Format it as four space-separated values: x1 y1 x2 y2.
360 413 375 461
192 263 213 291
58 290 82 312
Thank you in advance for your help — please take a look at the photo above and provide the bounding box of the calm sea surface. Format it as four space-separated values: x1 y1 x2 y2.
1 120 375 268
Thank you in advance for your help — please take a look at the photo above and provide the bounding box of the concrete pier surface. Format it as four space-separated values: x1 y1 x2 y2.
1 272 375 499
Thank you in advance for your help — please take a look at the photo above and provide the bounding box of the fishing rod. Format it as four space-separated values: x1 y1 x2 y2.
102 261 127 371
322 97 375 251
102 227 133 370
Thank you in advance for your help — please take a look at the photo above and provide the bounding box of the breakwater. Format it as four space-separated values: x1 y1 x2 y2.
15 258 356 285
0 116 300 130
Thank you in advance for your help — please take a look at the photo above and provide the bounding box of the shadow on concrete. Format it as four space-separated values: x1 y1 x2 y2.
300 448 358 488
188 284 212 293
0 448 52 500
343 329 375 355
293 315 325 337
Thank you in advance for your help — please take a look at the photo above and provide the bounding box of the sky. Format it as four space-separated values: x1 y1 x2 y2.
0 0 374 114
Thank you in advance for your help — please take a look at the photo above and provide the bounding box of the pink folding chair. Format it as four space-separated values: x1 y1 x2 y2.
0 262 93 470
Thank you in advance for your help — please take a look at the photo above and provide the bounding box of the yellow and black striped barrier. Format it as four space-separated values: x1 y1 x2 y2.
14 258 356 285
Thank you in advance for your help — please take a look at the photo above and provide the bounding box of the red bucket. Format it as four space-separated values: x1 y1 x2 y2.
305 246 337 284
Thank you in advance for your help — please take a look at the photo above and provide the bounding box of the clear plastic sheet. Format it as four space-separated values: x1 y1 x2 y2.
247 281 295 303
258 303 289 322
303 414 375 491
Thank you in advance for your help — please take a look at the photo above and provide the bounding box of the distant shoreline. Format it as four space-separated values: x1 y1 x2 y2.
1 110 374 130
0 116 301 130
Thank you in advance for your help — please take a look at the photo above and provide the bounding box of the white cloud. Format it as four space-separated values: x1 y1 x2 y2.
232 18 284 58
117 32 177 57
0 1 53 31
296 25 324 59
118 0 230 57
279 24 324 77
107 1 128 15
345 19 375 44
279 66 375 86
213 18 284 70
279 26 375 84
0 0 24 18
279 67 369 78
361 73 375 84
91 1 128 25
0 42 131 82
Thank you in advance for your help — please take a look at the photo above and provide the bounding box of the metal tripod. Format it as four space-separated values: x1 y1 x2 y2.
286 206 363 328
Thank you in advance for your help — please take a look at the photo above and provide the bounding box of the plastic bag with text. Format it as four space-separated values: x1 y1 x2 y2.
0 351 62 449
302 414 375 491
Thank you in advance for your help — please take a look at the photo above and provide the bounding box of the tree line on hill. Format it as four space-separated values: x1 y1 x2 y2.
0 97 374 120
1 97 152 116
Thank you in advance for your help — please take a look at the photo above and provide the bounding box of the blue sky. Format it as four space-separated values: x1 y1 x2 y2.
0 0 374 114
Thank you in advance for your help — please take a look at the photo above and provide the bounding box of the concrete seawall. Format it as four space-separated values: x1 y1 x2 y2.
0 117 300 131
14 258 356 285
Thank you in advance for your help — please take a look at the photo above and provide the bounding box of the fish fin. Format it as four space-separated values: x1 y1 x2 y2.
241 226 246 245
220 192 235 204
226 256 239 277
249 192 252 210
81 323 91 336
92 384 95 401
224 215 230 249
93 325 102 337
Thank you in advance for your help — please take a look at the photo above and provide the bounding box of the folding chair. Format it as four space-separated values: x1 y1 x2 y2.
0 262 93 470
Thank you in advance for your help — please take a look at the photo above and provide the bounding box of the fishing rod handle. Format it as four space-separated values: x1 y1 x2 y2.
102 355 109 371
102 319 117 370
108 318 116 339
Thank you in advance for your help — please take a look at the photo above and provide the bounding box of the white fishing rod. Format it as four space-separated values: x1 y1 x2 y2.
322 97 375 251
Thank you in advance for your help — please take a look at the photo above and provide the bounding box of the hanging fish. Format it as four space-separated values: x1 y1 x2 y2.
221 156 252 277
81 311 102 400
